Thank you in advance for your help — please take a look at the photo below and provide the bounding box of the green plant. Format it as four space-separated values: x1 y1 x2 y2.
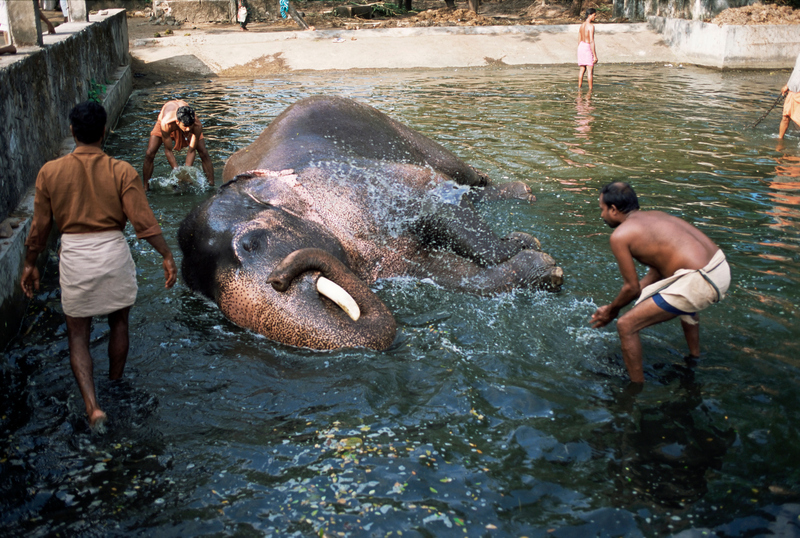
371 2 406 17
87 79 106 103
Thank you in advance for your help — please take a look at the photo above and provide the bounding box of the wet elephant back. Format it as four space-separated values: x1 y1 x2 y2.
223 96 485 185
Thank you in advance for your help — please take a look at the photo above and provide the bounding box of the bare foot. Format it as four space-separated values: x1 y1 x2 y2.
0 44 17 55
89 409 108 433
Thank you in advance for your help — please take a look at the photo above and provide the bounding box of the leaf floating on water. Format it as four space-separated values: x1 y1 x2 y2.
342 437 363 449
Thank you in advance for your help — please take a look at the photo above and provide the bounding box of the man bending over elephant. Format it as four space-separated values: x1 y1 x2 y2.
143 99 215 190
591 182 731 384
21 101 178 430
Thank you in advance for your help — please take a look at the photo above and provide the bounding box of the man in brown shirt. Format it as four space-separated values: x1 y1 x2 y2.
21 101 178 431
142 99 215 190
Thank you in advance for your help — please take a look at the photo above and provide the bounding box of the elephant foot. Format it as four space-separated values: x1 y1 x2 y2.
502 231 541 252
512 250 563 291
541 264 564 291
467 249 563 295
483 181 536 203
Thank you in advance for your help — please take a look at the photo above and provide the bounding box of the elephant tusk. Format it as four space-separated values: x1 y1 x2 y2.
316 277 361 322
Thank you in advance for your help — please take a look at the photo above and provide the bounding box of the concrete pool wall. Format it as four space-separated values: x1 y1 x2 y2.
0 9 130 347
128 19 799 74
650 16 800 69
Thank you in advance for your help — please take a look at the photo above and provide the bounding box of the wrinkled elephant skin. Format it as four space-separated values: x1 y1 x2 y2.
179 96 563 350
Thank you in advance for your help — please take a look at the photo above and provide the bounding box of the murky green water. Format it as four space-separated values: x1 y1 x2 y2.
4 64 800 536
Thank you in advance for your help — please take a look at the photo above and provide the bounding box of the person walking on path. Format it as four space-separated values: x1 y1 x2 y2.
590 182 731 384
779 50 800 139
21 101 178 431
577 8 598 90
142 100 215 190
237 0 250 30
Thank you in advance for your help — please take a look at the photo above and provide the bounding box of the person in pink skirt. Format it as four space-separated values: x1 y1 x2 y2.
578 8 598 90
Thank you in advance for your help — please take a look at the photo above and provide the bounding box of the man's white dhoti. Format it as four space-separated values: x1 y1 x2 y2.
635 249 731 324
59 231 137 317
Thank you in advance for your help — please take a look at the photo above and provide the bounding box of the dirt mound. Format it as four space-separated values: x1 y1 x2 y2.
406 7 495 26
711 4 800 25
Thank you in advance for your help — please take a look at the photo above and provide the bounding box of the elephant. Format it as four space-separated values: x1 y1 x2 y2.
178 95 563 351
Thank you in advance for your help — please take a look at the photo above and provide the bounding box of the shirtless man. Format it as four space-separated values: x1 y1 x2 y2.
590 182 731 384
142 100 214 190
577 8 598 90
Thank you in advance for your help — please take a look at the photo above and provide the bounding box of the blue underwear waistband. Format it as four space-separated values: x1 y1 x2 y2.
652 293 695 316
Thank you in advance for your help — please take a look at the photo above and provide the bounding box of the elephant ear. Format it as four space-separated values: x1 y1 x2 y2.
228 169 320 222
178 181 268 300
178 199 226 299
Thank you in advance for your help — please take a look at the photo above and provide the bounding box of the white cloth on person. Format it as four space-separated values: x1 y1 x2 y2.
59 230 137 317
635 249 730 324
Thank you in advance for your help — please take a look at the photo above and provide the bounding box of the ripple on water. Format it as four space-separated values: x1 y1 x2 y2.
4 65 800 536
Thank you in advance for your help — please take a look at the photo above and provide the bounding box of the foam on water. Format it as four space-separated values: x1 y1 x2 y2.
148 165 210 194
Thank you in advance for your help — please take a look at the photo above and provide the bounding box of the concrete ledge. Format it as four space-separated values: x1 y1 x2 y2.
0 9 130 224
131 22 680 73
650 16 800 69
105 64 133 131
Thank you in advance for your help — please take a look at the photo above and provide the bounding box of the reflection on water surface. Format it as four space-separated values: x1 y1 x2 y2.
3 65 800 536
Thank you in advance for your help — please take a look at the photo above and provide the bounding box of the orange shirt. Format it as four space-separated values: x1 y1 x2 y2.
25 146 162 253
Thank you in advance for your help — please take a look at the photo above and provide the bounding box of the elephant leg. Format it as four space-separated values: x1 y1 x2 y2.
464 181 536 204
414 249 564 295
411 203 525 267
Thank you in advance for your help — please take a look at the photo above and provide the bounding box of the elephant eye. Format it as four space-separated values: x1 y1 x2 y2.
242 238 258 252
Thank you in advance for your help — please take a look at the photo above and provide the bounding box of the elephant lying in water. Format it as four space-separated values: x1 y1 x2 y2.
178 96 563 350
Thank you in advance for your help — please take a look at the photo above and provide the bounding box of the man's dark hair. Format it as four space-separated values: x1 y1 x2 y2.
176 106 196 127
69 101 107 144
601 182 639 213
585 7 596 18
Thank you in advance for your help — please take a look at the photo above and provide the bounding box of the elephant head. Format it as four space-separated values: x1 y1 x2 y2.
178 176 396 350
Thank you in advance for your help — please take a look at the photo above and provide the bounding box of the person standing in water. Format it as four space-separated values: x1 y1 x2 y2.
21 101 178 430
590 182 731 384
577 8 598 90
142 100 215 191
778 50 800 139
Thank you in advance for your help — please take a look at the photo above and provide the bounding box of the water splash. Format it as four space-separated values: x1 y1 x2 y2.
148 165 210 194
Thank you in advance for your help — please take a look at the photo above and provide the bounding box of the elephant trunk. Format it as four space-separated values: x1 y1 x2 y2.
268 248 397 350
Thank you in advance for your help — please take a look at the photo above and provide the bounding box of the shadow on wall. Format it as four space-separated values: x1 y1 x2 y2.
156 0 282 23
613 0 751 21
84 0 151 9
